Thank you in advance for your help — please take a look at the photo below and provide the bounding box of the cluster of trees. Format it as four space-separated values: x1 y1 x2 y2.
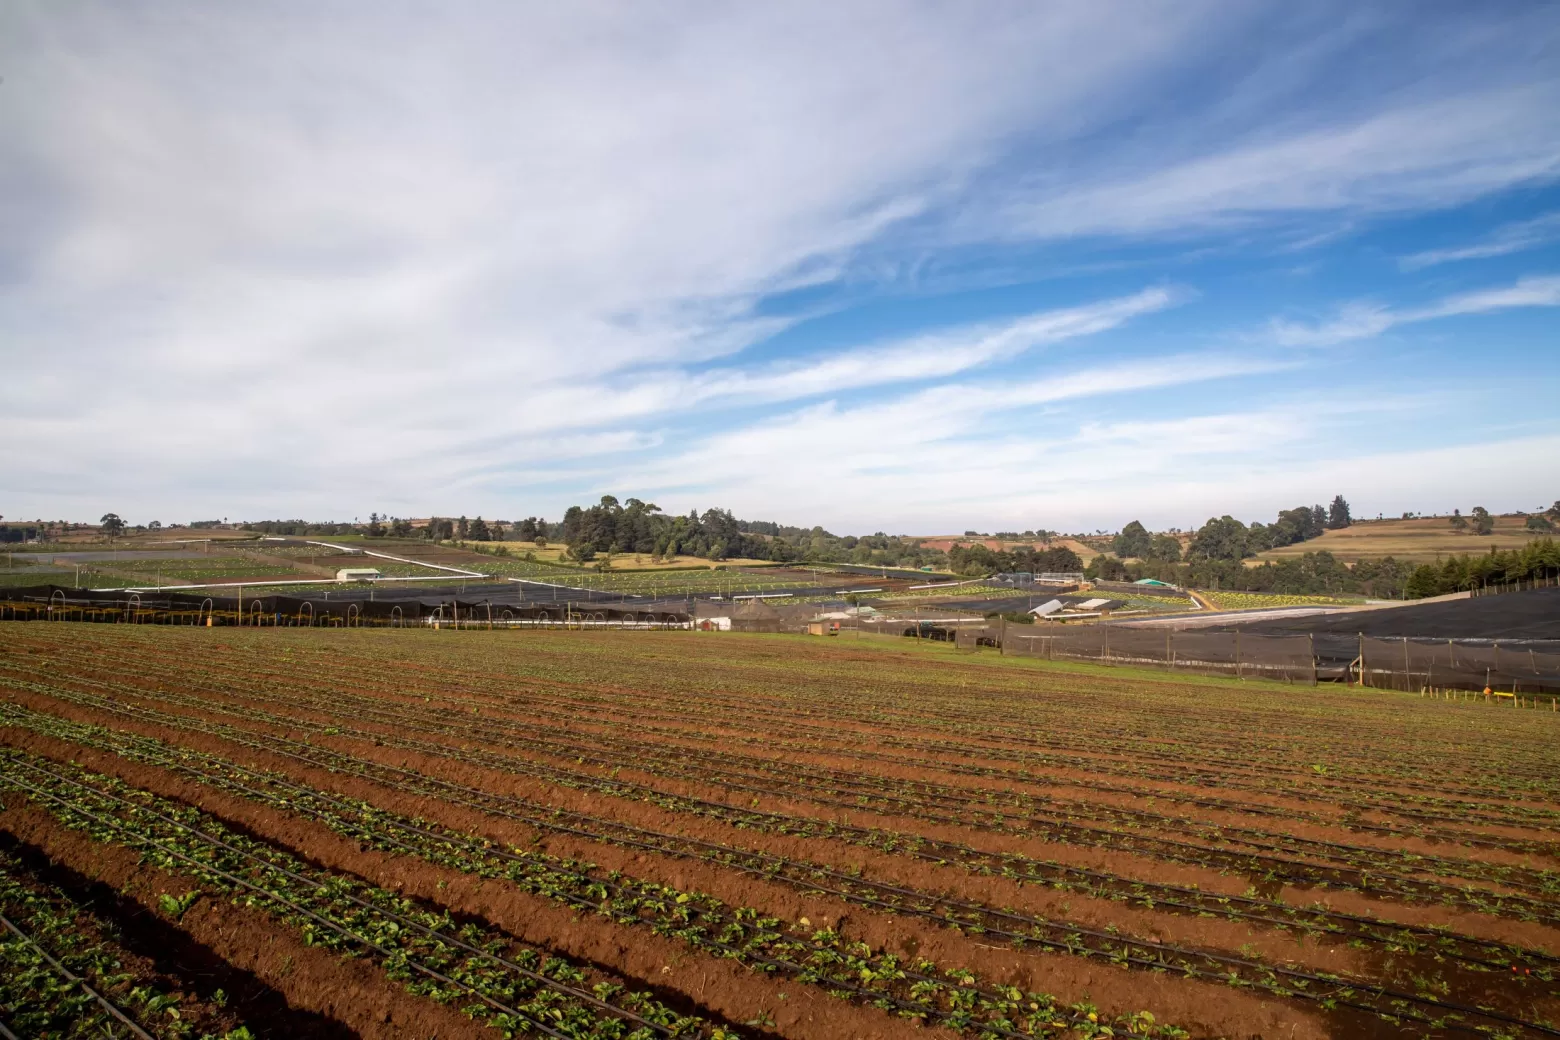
1109 521 1183 562
1105 496 1350 567
1403 538 1560 598
1183 496 1351 562
243 519 360 536
553 495 940 567
945 543 1084 577
420 516 506 542
1447 507 1496 536
1086 550 1418 598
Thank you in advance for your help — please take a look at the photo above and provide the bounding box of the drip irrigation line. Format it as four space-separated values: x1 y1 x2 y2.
0 753 1082 1040
0 911 156 1040
0 761 652 1040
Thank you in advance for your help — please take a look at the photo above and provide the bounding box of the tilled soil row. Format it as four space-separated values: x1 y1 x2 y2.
0 798 478 1040
15 635 1555 827
0 831 343 1040
13 691 1560 1040
0 701 1306 1040
21 664 1555 917
16 677 1560 962
113 649 1548 871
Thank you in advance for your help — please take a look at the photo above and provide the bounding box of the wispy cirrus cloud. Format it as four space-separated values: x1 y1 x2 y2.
1269 274 1560 347
1400 212 1560 269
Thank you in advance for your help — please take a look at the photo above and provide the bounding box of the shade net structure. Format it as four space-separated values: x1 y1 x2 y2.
1357 636 1560 694
0 585 691 628
998 626 1318 682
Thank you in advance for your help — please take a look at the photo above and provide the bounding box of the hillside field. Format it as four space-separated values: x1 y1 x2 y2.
1254 514 1544 563
3 624 1559 1039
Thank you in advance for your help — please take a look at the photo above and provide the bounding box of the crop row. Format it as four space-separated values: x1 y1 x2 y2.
0 843 253 1040
0 731 1184 1040
386 681 1549 856
64 628 1556 818
6 695 1554 1037
22 662 1555 926
0 748 733 1040
18 627 1555 806
228 670 1556 890
13 639 1553 849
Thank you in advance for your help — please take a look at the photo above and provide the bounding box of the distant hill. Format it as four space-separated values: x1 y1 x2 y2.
1253 515 1543 564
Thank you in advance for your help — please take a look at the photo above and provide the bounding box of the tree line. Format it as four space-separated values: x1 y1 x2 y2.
552 496 944 568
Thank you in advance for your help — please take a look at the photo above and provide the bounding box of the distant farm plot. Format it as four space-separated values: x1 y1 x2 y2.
1254 514 1543 563
1201 590 1365 610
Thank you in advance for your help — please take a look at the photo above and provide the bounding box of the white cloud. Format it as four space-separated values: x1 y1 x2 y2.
2 4 1558 526
1269 274 1560 347
1400 212 1560 269
989 84 1560 241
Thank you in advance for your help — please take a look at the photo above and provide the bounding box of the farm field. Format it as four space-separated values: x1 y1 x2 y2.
1254 516 1543 564
1200 590 1365 611
3 627 1560 1039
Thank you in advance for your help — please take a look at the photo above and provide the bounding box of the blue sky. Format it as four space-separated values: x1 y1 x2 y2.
2 3 1558 533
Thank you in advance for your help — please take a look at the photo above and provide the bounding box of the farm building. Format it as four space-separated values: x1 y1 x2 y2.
335 567 382 581
730 598 783 633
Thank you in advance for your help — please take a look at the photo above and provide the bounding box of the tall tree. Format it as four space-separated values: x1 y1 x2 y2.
1147 533 1182 563
1111 520 1152 559
99 513 124 537
1327 495 1351 529
1471 506 1494 536
1187 516 1250 561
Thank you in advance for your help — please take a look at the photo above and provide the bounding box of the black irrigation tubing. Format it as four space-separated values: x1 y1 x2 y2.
0 910 156 1040
9 690 1559 980
0 752 1076 1040
0 761 643 1040
324 694 1560 891
172 763 1087 1039
8 716 1526 1040
32 666 1549 910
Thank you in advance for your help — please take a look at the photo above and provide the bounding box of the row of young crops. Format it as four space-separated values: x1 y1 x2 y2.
3 624 1560 1039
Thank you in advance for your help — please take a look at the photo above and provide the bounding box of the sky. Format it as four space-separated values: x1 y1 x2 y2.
2 2 1559 534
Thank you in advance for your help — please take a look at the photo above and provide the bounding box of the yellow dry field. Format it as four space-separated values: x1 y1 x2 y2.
492 542 780 572
1253 515 1543 563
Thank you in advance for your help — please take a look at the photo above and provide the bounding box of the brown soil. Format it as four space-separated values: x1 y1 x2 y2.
0 797 481 1040
0 722 1322 1040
